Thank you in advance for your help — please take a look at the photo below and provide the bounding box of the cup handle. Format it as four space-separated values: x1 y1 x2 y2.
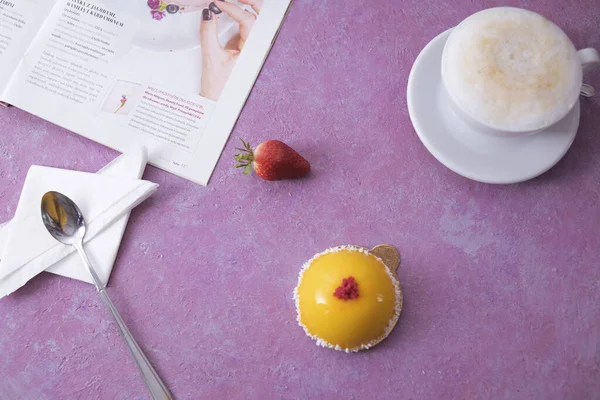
578 48 600 73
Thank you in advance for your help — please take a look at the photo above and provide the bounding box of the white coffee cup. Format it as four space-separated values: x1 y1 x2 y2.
441 7 599 137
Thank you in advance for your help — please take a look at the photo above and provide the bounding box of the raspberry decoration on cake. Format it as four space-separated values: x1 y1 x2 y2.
334 276 359 300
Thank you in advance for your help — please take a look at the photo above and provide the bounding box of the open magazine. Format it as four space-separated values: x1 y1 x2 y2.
0 0 292 185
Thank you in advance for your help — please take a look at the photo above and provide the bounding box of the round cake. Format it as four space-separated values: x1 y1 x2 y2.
294 245 402 352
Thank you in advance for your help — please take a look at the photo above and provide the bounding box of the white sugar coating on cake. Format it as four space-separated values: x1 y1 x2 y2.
441 7 581 132
293 245 403 353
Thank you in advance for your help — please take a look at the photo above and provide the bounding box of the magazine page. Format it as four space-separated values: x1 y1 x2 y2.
0 0 58 94
2 0 292 185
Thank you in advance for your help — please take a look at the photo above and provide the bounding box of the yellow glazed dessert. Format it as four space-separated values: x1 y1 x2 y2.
294 245 403 352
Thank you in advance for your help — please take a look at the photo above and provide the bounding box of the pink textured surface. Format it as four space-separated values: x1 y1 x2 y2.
1 1 600 399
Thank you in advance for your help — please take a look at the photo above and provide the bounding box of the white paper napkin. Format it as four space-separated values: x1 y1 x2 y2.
0 148 158 298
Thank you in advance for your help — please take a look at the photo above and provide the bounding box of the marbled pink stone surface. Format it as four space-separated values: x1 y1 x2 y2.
1 1 600 399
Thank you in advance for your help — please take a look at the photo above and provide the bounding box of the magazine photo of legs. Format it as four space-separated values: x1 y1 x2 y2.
96 0 259 100
199 0 262 101
102 0 241 53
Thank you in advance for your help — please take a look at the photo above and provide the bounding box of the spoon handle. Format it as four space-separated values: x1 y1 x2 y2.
74 241 173 400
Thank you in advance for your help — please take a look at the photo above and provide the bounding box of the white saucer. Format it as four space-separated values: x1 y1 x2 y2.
407 29 580 184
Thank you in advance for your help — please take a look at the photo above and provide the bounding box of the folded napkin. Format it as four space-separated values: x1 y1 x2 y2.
0 148 158 299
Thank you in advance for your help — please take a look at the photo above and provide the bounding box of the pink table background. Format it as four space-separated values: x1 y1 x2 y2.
1 1 600 399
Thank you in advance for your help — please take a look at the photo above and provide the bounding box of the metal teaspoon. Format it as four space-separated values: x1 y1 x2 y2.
41 191 173 400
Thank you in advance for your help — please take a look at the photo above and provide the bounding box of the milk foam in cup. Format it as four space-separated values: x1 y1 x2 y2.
441 7 600 136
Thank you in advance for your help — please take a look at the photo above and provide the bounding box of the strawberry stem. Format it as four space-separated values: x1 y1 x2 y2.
234 139 255 175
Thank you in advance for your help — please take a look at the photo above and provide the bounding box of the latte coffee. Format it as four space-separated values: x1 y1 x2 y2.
442 7 582 133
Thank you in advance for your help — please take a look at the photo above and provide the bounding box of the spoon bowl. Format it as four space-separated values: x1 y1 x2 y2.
41 191 86 245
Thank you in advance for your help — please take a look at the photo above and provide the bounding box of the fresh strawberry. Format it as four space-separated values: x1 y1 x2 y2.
235 139 310 181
